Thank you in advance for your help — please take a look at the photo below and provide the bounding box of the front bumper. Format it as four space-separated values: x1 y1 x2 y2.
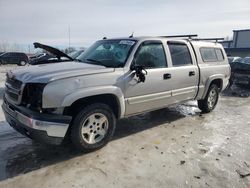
2 97 72 145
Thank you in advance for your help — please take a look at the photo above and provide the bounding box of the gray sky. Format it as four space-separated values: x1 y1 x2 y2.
0 0 250 47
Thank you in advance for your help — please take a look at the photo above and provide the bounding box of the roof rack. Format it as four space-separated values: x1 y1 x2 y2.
160 34 198 39
193 38 225 42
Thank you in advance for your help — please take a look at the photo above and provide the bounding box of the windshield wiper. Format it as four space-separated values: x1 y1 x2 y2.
86 58 108 67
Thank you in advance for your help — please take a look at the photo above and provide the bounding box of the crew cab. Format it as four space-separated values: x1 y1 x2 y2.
2 36 230 151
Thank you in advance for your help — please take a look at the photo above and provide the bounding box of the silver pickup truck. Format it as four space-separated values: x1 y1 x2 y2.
2 36 230 151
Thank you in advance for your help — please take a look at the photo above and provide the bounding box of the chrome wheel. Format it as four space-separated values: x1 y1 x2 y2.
81 113 109 144
207 88 217 109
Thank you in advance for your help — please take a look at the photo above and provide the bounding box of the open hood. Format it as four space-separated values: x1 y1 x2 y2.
33 42 74 61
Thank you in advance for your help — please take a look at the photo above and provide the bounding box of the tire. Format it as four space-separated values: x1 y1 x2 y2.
70 103 116 151
19 61 27 66
198 84 219 113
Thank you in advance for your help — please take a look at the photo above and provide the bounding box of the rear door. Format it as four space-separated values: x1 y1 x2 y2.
12 53 20 64
166 41 199 103
4 53 16 64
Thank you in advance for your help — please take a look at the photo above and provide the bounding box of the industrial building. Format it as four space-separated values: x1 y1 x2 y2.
220 29 250 57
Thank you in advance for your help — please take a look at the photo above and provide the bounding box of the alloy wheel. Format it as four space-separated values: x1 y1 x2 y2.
81 113 109 144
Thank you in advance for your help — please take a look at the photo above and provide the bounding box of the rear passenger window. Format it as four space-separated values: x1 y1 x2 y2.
200 48 224 62
168 43 192 66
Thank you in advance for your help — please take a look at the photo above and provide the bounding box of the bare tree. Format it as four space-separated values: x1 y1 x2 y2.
0 42 10 52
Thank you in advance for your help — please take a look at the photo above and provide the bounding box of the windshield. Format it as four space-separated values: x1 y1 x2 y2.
76 39 136 67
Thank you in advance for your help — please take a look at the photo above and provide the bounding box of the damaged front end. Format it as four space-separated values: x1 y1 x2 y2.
3 73 72 145
5 76 50 114
22 83 46 112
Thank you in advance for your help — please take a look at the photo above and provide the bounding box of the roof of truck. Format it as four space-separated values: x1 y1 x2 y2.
101 36 224 48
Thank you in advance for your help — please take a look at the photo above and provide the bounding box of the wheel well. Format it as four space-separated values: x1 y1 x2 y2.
63 94 120 119
210 79 223 91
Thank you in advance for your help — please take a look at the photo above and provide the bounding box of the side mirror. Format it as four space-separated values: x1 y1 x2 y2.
130 64 147 83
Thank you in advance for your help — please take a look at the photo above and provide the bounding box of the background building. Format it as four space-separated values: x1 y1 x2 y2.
220 29 250 57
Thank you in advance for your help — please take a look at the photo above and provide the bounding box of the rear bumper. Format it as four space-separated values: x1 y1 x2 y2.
2 97 72 145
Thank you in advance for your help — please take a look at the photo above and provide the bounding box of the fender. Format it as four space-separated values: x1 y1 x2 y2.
202 74 224 99
62 86 126 118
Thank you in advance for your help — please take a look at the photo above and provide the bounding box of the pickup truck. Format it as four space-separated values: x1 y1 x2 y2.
2 36 230 151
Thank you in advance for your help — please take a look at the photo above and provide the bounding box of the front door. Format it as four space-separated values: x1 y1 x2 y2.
124 40 172 116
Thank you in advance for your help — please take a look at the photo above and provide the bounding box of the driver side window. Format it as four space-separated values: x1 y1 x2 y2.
134 41 167 68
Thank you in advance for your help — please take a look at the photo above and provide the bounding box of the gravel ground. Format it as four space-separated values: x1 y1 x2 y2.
0 65 249 188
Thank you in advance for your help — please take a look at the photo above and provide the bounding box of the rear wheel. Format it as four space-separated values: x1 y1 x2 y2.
70 103 116 151
198 84 219 113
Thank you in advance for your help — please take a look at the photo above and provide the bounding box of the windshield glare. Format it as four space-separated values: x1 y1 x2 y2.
68 50 85 59
77 39 136 67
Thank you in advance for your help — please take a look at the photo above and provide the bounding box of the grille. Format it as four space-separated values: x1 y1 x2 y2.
5 76 24 104
5 89 19 100
6 77 22 90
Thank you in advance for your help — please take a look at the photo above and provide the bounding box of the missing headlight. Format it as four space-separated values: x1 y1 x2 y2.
22 83 46 112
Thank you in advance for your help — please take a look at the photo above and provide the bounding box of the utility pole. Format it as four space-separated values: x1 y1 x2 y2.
68 25 71 50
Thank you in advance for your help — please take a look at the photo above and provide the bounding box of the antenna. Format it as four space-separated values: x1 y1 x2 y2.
129 32 134 38
68 25 71 50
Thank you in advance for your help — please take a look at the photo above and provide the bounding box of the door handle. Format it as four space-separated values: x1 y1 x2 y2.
163 73 171 80
189 71 195 76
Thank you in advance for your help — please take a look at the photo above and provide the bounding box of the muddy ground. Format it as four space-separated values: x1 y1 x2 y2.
0 65 249 188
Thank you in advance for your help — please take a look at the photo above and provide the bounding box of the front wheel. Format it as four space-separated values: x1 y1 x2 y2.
70 103 116 151
198 84 219 113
